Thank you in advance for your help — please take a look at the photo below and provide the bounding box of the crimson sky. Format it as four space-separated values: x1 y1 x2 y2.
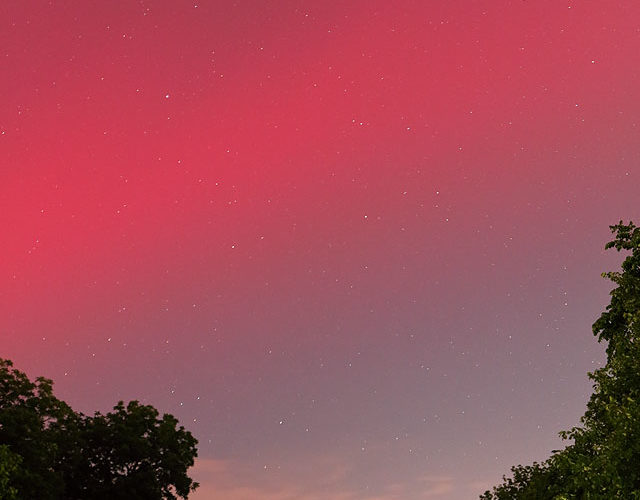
2 1 640 498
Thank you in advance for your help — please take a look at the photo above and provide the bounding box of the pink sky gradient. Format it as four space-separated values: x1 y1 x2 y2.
2 1 640 498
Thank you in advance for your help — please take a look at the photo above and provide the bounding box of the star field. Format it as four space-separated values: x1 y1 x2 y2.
2 1 640 498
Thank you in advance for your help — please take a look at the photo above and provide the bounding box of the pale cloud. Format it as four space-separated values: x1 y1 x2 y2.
190 456 361 500
417 475 455 497
189 456 461 500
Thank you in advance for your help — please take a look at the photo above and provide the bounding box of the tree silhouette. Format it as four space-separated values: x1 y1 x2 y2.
0 359 198 499
482 221 640 499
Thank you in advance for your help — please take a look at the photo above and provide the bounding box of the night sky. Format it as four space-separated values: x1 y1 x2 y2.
2 1 640 498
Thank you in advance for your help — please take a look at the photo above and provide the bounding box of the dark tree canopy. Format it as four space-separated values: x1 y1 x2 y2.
481 221 640 499
0 359 198 499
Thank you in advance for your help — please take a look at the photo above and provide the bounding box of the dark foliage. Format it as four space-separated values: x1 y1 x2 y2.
482 221 640 499
0 359 198 499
